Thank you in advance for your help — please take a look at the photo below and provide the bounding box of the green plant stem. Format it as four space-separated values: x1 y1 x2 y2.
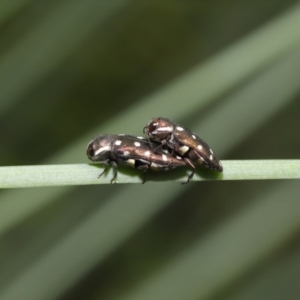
0 160 299 188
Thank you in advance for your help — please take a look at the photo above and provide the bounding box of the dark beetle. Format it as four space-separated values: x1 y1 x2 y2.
144 117 223 182
87 134 187 183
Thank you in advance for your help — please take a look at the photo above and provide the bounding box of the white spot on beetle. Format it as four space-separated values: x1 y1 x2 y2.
197 144 203 150
178 145 189 155
134 142 141 147
176 156 182 160
115 140 122 146
176 126 184 131
198 156 205 162
162 154 167 161
210 149 214 154
94 145 110 156
137 136 144 139
192 135 196 139
126 159 135 167
151 163 160 170
209 154 213 161
156 126 173 132
144 151 151 156
123 151 130 156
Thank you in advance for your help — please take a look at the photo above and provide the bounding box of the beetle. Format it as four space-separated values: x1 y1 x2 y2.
143 117 223 182
87 134 187 183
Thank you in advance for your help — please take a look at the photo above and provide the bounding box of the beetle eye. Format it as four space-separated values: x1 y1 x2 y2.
86 143 95 159
148 122 157 132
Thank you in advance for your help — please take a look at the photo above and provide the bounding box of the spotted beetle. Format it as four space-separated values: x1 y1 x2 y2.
143 117 223 183
87 134 187 184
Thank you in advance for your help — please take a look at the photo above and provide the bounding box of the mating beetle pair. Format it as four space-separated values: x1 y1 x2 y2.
87 117 223 184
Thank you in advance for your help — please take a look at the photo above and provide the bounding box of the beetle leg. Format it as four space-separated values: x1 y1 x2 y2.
110 161 118 183
98 160 111 178
182 157 195 184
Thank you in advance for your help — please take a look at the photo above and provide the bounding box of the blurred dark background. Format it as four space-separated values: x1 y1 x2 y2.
0 1 300 299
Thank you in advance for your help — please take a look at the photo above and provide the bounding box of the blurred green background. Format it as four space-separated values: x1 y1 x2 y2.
1 1 300 299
